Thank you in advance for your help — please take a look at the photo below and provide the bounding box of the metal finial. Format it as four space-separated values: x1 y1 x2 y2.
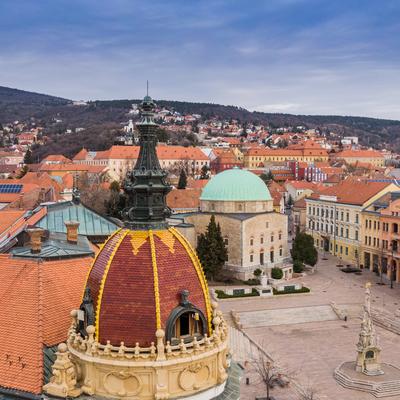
146 80 149 96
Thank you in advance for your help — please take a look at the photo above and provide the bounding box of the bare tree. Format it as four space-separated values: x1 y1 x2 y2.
252 349 290 400
296 383 320 400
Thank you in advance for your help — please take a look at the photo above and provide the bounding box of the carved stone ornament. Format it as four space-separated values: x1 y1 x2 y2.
178 363 210 391
103 370 143 397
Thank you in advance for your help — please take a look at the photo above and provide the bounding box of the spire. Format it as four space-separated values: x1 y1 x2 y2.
123 94 171 229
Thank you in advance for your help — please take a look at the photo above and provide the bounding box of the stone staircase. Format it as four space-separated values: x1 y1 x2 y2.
334 363 400 398
371 308 400 336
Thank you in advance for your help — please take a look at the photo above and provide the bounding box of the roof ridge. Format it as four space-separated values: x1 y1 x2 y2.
36 260 44 391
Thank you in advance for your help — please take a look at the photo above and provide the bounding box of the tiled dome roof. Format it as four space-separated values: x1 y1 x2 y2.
201 168 272 202
84 227 212 347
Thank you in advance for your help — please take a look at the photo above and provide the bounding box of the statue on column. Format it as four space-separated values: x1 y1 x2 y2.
355 283 384 376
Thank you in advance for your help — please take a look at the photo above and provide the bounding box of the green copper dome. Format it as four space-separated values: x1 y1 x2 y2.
201 168 272 202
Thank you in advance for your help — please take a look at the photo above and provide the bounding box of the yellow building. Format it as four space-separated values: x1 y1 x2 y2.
305 179 397 264
331 150 385 167
244 140 329 169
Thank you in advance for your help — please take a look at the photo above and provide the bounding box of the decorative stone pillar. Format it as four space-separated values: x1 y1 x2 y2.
355 282 384 376
43 343 82 397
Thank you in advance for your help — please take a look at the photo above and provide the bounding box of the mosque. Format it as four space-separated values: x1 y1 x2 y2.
171 168 290 280
44 96 233 399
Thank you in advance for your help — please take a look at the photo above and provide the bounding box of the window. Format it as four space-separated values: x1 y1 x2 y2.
250 238 254 246
355 214 359 224
346 228 349 238
270 250 274 263
266 222 269 228
345 247 348 256
346 212 349 222
340 227 343 237
279 247 283 256
271 234 274 242
355 230 359 240
250 254 254 263
278 232 282 240
224 237 229 246
341 211 344 221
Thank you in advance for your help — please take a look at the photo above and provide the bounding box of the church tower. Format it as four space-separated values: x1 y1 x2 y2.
44 95 229 399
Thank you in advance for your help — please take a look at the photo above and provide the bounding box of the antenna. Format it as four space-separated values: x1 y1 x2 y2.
146 80 149 96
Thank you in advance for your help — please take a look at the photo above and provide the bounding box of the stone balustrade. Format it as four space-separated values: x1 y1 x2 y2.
67 308 229 363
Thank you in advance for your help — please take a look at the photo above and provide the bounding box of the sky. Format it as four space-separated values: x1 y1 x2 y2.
1 0 400 119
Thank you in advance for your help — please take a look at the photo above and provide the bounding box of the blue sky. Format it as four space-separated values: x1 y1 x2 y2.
1 0 400 119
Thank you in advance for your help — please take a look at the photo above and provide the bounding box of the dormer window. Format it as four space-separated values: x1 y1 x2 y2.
165 290 206 345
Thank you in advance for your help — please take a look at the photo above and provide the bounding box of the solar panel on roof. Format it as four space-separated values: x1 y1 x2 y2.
0 184 23 193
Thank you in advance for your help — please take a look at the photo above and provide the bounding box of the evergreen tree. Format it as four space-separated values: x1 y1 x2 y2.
17 165 29 178
260 171 273 185
196 215 228 280
200 165 210 180
177 169 187 189
291 232 318 266
23 148 33 164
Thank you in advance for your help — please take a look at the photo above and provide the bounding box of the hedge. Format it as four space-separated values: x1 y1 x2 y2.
215 288 260 299
273 286 310 295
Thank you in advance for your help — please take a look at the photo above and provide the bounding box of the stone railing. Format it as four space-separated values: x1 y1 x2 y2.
67 306 228 363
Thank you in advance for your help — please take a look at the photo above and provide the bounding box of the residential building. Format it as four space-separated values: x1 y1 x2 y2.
331 149 385 167
306 179 398 264
244 140 329 169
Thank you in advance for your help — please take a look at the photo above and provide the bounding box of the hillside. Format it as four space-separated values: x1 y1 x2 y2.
1 86 400 158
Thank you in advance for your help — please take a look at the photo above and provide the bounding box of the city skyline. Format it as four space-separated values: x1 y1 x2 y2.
1 0 400 119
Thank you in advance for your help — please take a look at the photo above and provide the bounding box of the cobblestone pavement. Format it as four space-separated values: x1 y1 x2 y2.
216 252 400 400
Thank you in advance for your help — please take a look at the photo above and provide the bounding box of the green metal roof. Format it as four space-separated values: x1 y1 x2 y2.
11 232 94 259
200 168 272 202
36 201 118 237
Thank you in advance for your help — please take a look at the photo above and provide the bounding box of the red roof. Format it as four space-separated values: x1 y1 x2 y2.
167 188 201 210
90 145 209 161
43 154 72 163
86 228 211 347
0 255 91 394
333 150 384 159
310 179 392 205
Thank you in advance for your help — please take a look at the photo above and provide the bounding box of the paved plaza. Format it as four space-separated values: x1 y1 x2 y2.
216 253 400 400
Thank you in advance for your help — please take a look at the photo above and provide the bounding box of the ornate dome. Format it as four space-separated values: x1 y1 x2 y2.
201 168 272 202
85 227 211 347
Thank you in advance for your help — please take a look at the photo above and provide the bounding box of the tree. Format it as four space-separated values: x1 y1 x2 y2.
252 349 290 400
253 268 262 278
17 165 29 178
177 169 187 189
260 171 274 185
271 267 283 280
196 215 228 280
291 232 318 266
200 165 210 180
23 148 33 164
296 383 320 400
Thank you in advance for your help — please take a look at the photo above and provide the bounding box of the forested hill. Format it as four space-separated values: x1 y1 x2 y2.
1 86 400 153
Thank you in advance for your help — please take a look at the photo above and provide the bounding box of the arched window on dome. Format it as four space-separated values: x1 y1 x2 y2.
165 290 207 345
77 287 95 338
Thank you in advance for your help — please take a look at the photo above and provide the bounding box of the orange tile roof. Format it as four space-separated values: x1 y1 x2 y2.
333 150 384 158
72 148 88 161
0 210 25 235
167 188 201 209
43 154 72 163
310 180 392 205
286 180 319 190
39 164 106 173
0 255 91 394
92 145 209 161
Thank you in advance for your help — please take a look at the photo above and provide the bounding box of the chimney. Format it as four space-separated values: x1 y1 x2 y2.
27 228 44 253
65 221 80 243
